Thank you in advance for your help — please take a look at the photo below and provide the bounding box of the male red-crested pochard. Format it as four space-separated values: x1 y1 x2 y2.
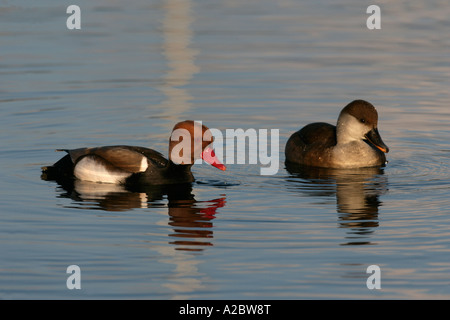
42 120 226 185
285 100 389 168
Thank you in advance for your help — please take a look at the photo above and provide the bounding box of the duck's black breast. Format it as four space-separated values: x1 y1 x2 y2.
285 122 337 167
126 147 195 186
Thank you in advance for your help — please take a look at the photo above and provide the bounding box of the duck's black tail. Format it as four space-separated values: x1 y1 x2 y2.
41 152 74 181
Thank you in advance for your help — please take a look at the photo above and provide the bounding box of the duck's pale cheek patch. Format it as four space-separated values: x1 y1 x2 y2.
74 156 131 184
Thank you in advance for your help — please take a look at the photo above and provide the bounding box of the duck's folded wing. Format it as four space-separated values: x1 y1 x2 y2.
299 122 336 146
66 146 160 173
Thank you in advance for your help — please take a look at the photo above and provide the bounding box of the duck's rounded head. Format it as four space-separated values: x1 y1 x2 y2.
168 120 226 170
336 100 389 153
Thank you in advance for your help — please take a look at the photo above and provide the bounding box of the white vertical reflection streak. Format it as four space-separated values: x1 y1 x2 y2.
159 0 199 120
155 0 206 298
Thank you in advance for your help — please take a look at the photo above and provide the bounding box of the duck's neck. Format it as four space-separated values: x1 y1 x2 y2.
167 160 193 170
166 160 195 181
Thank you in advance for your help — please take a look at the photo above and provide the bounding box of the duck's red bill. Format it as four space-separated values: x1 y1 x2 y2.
201 147 226 171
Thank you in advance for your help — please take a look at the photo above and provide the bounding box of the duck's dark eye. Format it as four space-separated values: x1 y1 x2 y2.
360 118 366 123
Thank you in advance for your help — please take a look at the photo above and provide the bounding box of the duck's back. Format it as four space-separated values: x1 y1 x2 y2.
67 146 168 170
285 122 337 167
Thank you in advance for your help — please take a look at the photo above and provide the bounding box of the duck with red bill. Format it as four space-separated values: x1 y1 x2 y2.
42 120 226 185
201 147 226 171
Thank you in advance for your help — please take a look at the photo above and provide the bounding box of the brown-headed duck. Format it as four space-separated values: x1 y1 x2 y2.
42 120 226 185
285 100 389 168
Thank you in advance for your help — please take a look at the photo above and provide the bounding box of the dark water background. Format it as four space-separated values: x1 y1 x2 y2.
1 0 450 299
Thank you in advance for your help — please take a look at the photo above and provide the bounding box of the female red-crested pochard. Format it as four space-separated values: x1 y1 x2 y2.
42 120 226 185
285 100 389 168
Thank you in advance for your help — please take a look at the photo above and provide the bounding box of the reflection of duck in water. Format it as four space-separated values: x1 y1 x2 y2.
286 163 388 245
167 195 226 251
44 177 226 251
41 120 225 186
